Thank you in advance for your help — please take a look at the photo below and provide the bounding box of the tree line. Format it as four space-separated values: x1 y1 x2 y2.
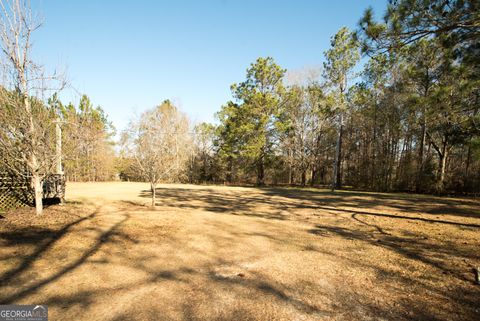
169 0 480 194
32 0 480 195
1 0 479 214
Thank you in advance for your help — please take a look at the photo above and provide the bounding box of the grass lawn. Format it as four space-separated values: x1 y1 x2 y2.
1 182 479 320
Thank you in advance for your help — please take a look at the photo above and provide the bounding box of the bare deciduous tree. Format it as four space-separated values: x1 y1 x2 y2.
121 100 192 207
190 122 216 183
282 68 329 186
0 0 65 214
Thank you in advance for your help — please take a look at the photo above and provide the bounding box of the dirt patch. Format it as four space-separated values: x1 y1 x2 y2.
1 182 479 320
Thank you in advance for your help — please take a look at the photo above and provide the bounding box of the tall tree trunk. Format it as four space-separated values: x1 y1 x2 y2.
203 154 208 183
416 105 427 191
288 147 294 185
429 132 449 193
437 145 448 193
301 169 306 187
151 182 156 207
337 120 343 188
24 91 44 215
464 142 471 190
32 173 43 215
371 103 377 189
288 165 293 185
226 156 233 184
257 157 265 186
310 167 316 187
332 112 343 191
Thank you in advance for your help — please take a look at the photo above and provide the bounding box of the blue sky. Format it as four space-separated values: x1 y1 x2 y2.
32 0 387 133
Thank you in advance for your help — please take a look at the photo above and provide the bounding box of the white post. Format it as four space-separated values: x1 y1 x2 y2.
55 119 63 175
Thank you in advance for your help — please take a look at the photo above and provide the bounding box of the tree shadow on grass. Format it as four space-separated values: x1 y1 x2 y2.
1 186 479 320
135 185 480 319
308 222 478 283
307 220 479 320
0 210 99 286
139 186 480 228
0 207 133 304
315 205 480 228
139 186 480 282
138 187 290 221
0 199 329 320
262 187 480 218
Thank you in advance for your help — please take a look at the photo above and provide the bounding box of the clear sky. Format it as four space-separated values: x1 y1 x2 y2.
32 0 387 133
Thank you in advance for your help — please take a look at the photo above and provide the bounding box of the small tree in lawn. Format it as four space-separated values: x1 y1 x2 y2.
122 100 192 207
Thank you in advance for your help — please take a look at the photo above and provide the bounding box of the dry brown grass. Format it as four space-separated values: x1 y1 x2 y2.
1 182 479 320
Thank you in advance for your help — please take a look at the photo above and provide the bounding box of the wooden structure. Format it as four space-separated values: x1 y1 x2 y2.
0 171 65 211
0 171 32 210
0 121 66 212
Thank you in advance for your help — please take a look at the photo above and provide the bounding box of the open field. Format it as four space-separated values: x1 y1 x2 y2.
1 182 479 320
